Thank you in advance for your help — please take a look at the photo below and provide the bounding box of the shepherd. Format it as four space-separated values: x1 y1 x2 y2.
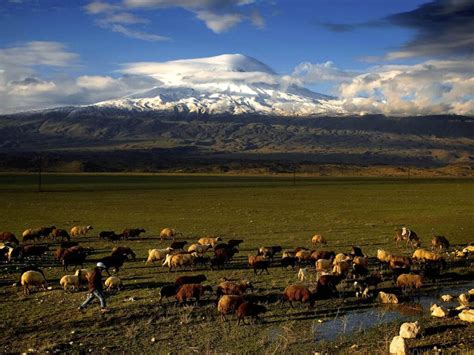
78 262 110 313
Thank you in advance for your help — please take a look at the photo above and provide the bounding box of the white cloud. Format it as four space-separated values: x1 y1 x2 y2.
292 61 357 84
337 59 474 116
196 11 242 33
0 41 78 67
106 24 170 41
76 75 120 90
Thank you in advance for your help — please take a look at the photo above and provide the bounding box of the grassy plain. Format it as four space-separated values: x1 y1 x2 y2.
0 174 473 353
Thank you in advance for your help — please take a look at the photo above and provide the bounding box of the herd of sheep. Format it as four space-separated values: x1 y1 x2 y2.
1 225 474 332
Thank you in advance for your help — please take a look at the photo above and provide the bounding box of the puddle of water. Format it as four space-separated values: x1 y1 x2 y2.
314 282 474 342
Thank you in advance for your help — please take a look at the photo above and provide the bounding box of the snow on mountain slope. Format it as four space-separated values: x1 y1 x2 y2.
92 54 346 116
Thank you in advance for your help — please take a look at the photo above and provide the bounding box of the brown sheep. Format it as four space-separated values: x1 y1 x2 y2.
175 284 213 304
295 249 312 264
310 250 335 263
111 246 136 259
0 232 19 245
217 295 244 320
122 228 145 239
52 228 70 242
217 280 254 297
236 302 267 325
22 245 49 259
396 274 424 291
316 274 342 298
252 259 270 275
389 255 412 268
283 285 315 308
431 235 450 250
248 255 265 266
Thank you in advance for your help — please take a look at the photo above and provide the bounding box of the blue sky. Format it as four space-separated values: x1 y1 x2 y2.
0 0 472 115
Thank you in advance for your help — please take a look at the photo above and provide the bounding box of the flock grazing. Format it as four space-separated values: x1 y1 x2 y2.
1 225 474 330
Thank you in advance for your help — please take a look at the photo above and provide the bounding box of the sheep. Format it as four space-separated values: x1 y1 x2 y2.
431 235 450 250
257 246 282 259
158 284 179 303
163 253 196 271
295 249 312 264
21 270 47 295
334 253 350 264
105 276 123 291
390 336 408 355
217 280 253 297
332 261 350 277
122 228 145 239
111 246 136 259
160 228 178 240
316 274 342 298
376 249 392 267
170 241 188 250
0 231 19 245
146 247 173 264
297 268 308 282
193 255 210 268
459 293 471 306
311 234 327 247
310 250 336 263
217 295 244 320
283 285 315 308
236 302 267 325
52 228 70 242
188 243 210 255
175 284 213 304
252 259 270 275
282 250 296 258
412 248 442 262
315 258 332 273
75 268 91 284
198 236 222 247
62 246 87 271
215 247 239 262
248 255 265 266
100 253 128 275
281 256 298 269
463 245 474 254
352 256 369 278
60 270 85 291
396 274 424 292
377 291 399 304
22 226 55 242
175 274 207 286
99 231 122 241
70 225 93 237
350 245 365 258
22 245 49 259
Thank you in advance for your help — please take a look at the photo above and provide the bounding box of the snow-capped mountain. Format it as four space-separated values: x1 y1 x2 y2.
91 54 345 116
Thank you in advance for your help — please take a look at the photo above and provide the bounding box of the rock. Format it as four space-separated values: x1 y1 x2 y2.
441 294 453 302
458 309 474 323
389 336 407 355
399 321 421 339
378 291 399 304
458 293 470 306
430 304 448 318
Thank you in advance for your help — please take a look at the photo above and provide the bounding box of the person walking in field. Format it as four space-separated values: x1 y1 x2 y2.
78 262 110 313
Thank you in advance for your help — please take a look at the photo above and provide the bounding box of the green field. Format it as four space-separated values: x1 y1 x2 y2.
0 175 473 353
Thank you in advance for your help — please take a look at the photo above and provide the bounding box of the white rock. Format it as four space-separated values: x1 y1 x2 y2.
389 336 407 355
458 309 474 323
399 321 421 339
440 294 453 302
430 304 448 318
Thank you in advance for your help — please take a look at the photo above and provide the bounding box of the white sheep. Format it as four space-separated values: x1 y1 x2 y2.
187 243 210 255
459 293 471 306
105 276 123 291
146 247 173 264
21 270 47 295
377 291 399 304
389 336 407 355
70 225 93 237
441 294 454 302
430 304 448 318
315 258 332 273
458 309 474 323
297 268 308 282
60 270 87 291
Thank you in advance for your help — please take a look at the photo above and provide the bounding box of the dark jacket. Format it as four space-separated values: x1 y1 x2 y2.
88 267 103 292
